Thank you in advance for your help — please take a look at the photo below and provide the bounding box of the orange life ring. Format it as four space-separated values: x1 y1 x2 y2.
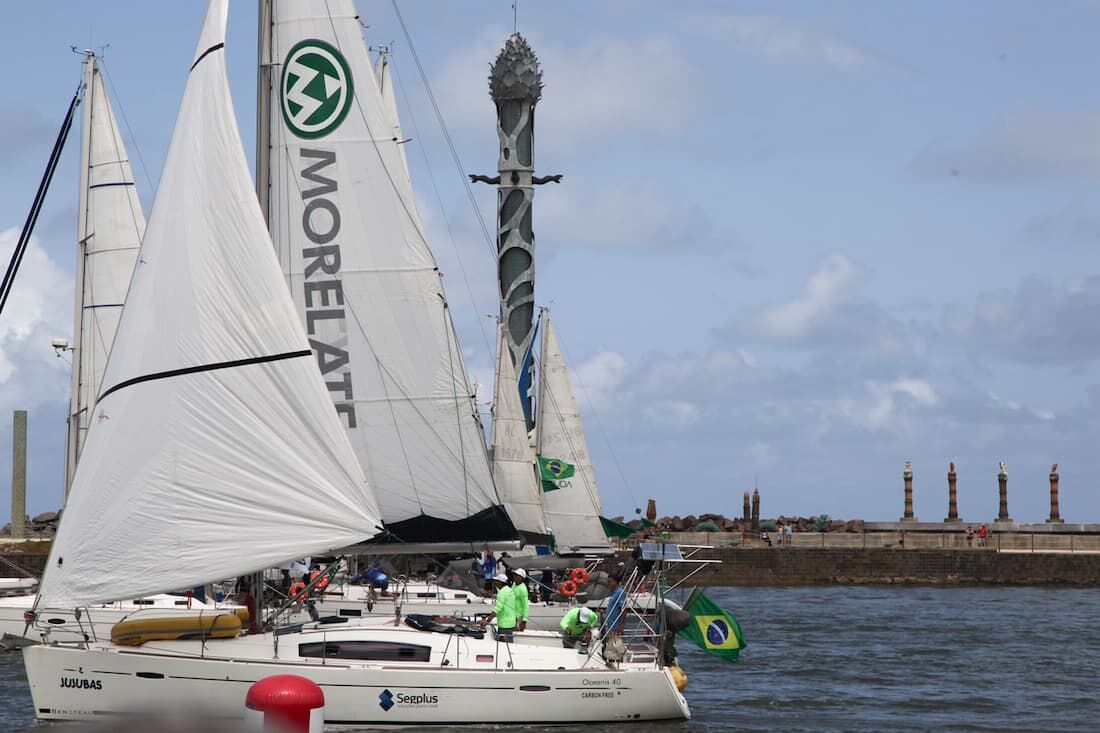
310 570 330 590
289 581 306 599
559 580 578 598
571 567 589 585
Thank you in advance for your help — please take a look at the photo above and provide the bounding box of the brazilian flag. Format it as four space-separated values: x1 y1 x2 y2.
537 456 575 493
678 588 745 662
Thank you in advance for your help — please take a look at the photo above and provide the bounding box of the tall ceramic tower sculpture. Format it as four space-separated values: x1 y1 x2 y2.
471 34 561 393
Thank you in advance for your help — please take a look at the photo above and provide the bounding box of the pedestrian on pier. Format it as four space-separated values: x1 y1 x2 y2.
978 524 988 547
760 529 772 547
966 526 975 548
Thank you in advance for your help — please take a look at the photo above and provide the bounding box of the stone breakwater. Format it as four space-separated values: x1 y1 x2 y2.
657 547 1100 586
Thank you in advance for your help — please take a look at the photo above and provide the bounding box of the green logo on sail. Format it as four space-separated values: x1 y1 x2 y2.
538 456 575 492
281 39 354 139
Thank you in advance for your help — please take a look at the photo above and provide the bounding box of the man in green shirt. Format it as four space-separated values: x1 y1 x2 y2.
510 567 530 631
486 573 517 642
559 606 598 648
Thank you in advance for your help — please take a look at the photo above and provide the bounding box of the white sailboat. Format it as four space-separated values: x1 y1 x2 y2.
536 309 614 554
0 51 231 648
22 1 688 723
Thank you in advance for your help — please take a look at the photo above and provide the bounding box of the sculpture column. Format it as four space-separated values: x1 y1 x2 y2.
901 460 917 521
742 491 751 524
751 489 760 531
996 462 1012 523
944 461 960 522
1047 464 1063 524
645 499 657 523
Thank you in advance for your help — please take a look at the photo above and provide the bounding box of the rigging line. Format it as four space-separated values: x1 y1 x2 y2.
318 4 496 498
388 51 495 360
442 298 472 517
323 2 437 262
389 0 499 262
0 81 82 319
98 62 155 199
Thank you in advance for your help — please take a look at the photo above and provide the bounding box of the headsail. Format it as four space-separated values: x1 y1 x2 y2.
261 0 514 542
64 55 145 496
536 311 611 553
490 323 549 541
37 0 381 611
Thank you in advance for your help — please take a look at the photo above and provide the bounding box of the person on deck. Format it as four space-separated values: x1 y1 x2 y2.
539 568 554 604
510 567 530 631
486 573 517 642
605 574 627 636
481 548 497 592
559 606 599 648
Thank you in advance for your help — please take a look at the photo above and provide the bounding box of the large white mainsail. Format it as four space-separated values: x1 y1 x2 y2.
260 0 513 542
490 323 549 539
63 55 145 496
536 311 611 553
36 0 381 611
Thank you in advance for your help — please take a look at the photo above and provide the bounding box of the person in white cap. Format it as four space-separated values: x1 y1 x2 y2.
509 567 530 631
559 606 599 648
486 573 517 642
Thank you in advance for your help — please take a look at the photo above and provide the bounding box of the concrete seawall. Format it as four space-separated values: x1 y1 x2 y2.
664 547 1100 586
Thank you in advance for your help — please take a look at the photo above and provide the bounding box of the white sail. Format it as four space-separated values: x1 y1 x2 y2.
490 324 548 538
536 312 610 553
37 0 381 611
64 56 145 495
375 48 419 219
262 0 512 542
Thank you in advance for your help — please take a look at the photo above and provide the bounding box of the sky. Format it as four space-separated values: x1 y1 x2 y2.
1 0 1099 527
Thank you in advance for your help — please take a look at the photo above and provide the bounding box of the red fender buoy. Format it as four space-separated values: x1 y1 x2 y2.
245 674 325 732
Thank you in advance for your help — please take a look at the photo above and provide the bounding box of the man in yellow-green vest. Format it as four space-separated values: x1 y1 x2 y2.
510 567 530 631
559 606 599 648
486 573 517 642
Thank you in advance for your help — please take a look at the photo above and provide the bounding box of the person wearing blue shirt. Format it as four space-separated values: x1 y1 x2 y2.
605 574 627 634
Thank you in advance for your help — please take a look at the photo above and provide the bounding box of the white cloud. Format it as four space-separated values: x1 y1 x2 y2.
762 253 859 339
571 350 626 410
688 13 884 71
839 378 938 431
0 228 72 413
914 107 1100 182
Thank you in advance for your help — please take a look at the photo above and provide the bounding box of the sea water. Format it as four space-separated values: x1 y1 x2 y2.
2 586 1098 731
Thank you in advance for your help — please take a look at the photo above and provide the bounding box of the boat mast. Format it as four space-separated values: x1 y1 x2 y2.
63 51 95 499
255 0 273 220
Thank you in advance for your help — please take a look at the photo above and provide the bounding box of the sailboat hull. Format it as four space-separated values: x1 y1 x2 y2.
24 638 690 723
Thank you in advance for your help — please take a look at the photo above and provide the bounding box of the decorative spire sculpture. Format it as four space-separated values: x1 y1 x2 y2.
471 34 562 419
945 461 960 522
751 488 760 531
996 461 1012 523
1047 463 1063 524
901 460 917 521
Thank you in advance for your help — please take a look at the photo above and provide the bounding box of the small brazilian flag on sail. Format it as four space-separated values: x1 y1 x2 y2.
678 588 745 662
537 456 575 492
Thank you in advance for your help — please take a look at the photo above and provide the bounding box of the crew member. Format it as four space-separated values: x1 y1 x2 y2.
559 606 598 648
605 574 627 635
510 567 530 631
485 573 516 642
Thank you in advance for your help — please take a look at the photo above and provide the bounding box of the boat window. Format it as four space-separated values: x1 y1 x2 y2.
298 641 431 662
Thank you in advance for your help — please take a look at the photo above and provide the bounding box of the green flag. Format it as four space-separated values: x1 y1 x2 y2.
537 456 575 492
678 588 745 662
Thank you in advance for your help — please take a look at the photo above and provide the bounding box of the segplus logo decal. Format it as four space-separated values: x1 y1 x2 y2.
378 688 440 711
280 39 354 139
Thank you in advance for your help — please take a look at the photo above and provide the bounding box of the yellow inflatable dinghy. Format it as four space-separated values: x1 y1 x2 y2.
111 611 245 647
